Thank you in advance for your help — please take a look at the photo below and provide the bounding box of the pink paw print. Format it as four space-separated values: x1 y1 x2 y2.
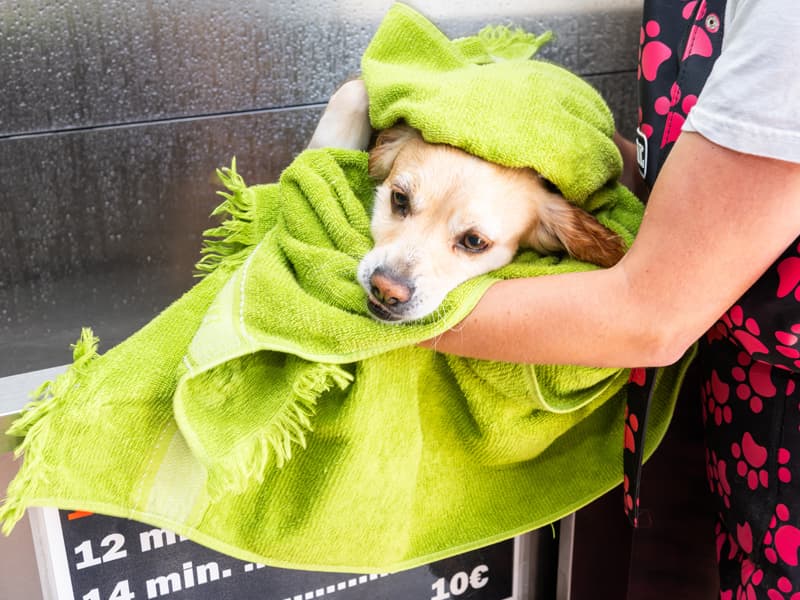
680 0 721 60
737 558 765 600
719 305 770 355
702 369 732 425
681 0 703 20
763 504 800 567
778 448 793 484
653 83 697 148
731 432 769 490
655 81 698 147
706 448 732 508
639 20 672 82
775 325 800 369
776 243 800 300
731 351 777 414
637 107 653 139
629 367 647 386
766 576 800 600
624 405 639 453
707 321 727 344
623 474 639 523
737 520 754 554
716 519 738 564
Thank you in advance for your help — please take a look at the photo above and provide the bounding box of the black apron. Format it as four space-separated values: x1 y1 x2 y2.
624 0 728 526
626 2 800 592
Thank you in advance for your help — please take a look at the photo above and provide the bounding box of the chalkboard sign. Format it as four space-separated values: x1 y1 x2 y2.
30 508 534 600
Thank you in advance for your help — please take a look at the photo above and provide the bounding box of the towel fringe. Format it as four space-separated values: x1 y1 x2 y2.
475 25 553 62
195 158 259 277
205 363 354 499
455 25 553 65
0 328 100 534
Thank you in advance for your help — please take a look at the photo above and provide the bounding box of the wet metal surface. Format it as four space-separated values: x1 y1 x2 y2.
0 1 642 377
0 0 640 135
0 107 322 375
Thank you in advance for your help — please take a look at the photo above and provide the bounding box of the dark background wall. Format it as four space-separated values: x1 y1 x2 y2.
0 0 642 376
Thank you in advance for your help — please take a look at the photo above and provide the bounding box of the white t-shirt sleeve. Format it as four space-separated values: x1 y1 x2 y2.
682 0 800 163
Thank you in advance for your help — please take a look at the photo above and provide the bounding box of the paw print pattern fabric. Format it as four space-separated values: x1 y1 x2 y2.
631 2 800 593
701 241 800 596
637 0 726 186
625 0 728 527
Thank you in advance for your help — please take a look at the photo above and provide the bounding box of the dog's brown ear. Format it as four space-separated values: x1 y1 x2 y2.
526 194 627 268
368 124 422 180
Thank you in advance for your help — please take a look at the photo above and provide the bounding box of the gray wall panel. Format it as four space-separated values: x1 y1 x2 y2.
577 8 641 75
585 71 639 139
0 0 640 135
1 0 365 134
0 106 322 375
1 107 322 286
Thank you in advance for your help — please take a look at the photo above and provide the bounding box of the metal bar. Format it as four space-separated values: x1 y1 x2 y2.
556 512 576 600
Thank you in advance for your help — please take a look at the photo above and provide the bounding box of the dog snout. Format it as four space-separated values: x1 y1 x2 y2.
369 268 415 306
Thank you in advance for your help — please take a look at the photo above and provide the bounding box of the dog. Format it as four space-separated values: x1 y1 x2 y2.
308 80 626 323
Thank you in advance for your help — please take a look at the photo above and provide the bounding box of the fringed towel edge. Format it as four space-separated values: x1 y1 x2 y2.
202 363 354 499
454 25 553 64
195 158 260 278
0 328 100 534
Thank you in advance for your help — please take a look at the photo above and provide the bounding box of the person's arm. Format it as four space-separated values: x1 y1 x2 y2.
422 131 800 368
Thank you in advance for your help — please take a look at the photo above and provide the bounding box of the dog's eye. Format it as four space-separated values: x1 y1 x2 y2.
390 190 410 216
459 231 490 253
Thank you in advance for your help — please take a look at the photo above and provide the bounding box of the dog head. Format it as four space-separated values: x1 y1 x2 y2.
357 124 624 323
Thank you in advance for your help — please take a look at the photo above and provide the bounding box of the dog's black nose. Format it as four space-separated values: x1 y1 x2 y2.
369 269 414 306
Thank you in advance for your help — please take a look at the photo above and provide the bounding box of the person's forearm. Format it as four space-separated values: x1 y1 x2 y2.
424 267 675 367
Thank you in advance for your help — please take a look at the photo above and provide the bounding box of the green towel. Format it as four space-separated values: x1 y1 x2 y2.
362 4 622 203
1 4 693 573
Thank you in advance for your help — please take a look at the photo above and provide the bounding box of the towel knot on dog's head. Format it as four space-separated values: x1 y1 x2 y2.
361 3 622 203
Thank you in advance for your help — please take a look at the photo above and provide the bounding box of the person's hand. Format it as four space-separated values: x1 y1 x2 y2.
307 78 373 151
